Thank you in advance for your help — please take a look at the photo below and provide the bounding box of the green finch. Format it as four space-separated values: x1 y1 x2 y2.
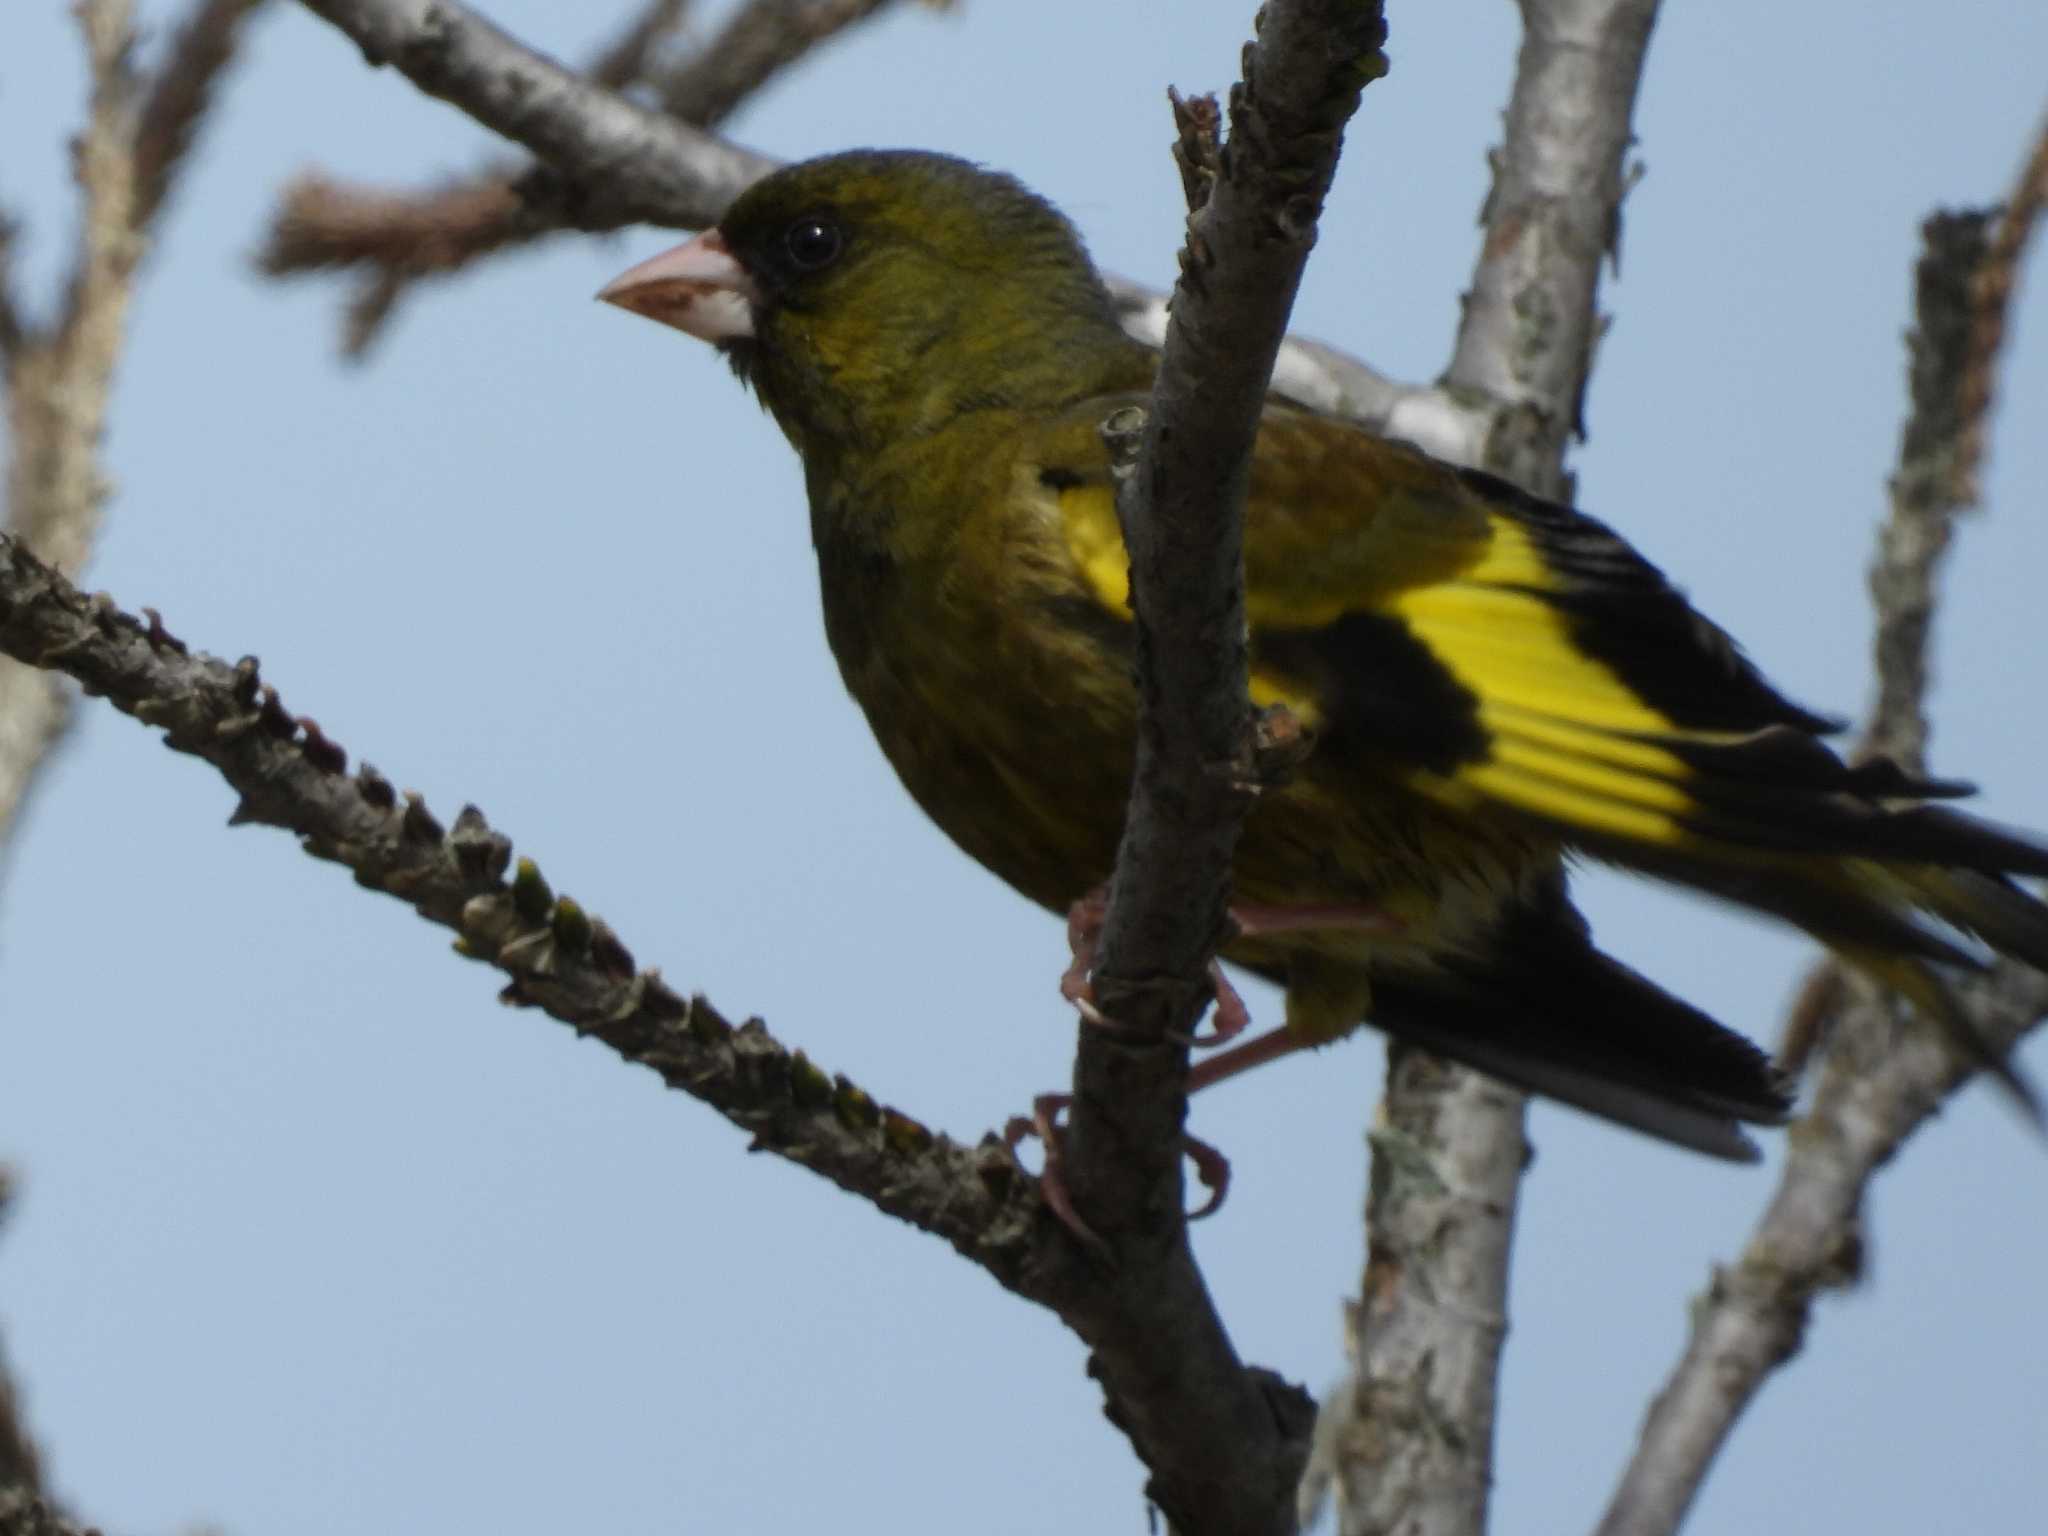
600 149 2046 1160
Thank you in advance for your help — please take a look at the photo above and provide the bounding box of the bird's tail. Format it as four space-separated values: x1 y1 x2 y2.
1369 889 1794 1161
1618 809 2048 1119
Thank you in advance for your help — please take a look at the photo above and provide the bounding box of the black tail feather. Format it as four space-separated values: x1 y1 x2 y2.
1370 889 1792 1161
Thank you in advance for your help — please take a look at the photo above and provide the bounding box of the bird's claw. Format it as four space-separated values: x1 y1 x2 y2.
1061 888 1250 1047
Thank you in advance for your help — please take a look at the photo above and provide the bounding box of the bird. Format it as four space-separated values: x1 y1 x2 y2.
598 148 2048 1162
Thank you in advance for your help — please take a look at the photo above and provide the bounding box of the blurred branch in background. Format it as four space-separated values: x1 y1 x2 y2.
1 0 262 853
0 1169 48 1503
1954 111 2048 509
0 4 300 1526
1299 4 1663 1535
1597 108 2048 1536
1 0 144 854
264 0 915 355
275 0 778 326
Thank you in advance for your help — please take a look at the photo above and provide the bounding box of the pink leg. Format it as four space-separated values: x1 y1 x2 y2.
1004 1092 1235 1224
1059 890 1111 1027
1003 1093 1105 1249
1065 890 1386 1048
1229 903 1406 939
1184 1023 1309 1095
1042 892 1379 1223
1187 963 1251 1048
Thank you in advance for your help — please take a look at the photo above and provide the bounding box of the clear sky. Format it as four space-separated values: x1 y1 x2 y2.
2 3 2044 1533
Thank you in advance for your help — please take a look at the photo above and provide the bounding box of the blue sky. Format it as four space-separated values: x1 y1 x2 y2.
2 2 2044 1533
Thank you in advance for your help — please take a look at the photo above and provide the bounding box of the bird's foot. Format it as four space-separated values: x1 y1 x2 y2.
1060 888 1260 1048
1062 891 1397 1047
1002 1093 1103 1248
1004 1091 1231 1229
1058 890 1112 1029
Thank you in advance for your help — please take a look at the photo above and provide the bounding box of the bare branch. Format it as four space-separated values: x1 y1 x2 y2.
292 0 776 233
1866 211 1997 775
653 0 897 127
0 529 1334 1503
0 0 146 854
1310 4 1663 1534
585 0 693 89
0 1490 89 1536
1954 109 2048 508
269 0 900 354
1054 7 1387 1534
132 0 269 233
1596 203 2048 1536
0 526 1037 1293
0 215 25 368
0 1170 50 1503
1598 971 2048 1536
263 0 701 354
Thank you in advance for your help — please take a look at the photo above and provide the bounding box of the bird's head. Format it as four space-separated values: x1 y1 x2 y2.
600 150 1141 459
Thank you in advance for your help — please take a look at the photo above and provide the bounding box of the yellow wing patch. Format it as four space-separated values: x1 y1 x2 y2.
1390 517 1713 849
1055 480 1131 613
1055 462 1714 848
1057 479 1328 730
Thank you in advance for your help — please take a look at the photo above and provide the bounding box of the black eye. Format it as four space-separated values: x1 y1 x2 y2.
783 216 844 272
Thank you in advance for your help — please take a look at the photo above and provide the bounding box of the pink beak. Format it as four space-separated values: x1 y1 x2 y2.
597 229 760 342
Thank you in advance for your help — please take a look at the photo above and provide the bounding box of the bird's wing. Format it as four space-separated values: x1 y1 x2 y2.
1044 401 2048 892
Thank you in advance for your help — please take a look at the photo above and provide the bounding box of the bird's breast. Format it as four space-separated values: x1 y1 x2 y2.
811 485 1136 911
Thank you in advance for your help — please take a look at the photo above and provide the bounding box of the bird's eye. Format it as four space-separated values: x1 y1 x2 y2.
783 216 844 272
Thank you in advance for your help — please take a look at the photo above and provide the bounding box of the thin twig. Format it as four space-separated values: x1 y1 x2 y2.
1595 203 2048 1536
278 0 700 355
654 0 898 127
586 0 692 89
268 0 900 355
1307 4 1665 1535
0 1169 49 1501
1061 7 1388 1534
291 0 776 233
131 0 269 233
0 0 146 854
1866 211 1998 776
0 215 25 368
1954 109 2048 508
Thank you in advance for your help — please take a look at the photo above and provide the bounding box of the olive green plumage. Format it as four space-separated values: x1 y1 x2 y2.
608 149 2048 1159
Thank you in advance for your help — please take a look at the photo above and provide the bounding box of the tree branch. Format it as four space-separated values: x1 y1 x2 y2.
1 0 145 855
0 1171 50 1503
652 0 901 127
269 0 891 353
0 526 1044 1263
0 216 25 371
583 0 693 90
0 528 1341 1521
290 0 776 237
131 0 270 233
1045 7 1388 1535
0 1490 89 1536
1595 186 2048 1536
1303 4 1663 1534
266 0 1482 455
1954 109 2048 509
